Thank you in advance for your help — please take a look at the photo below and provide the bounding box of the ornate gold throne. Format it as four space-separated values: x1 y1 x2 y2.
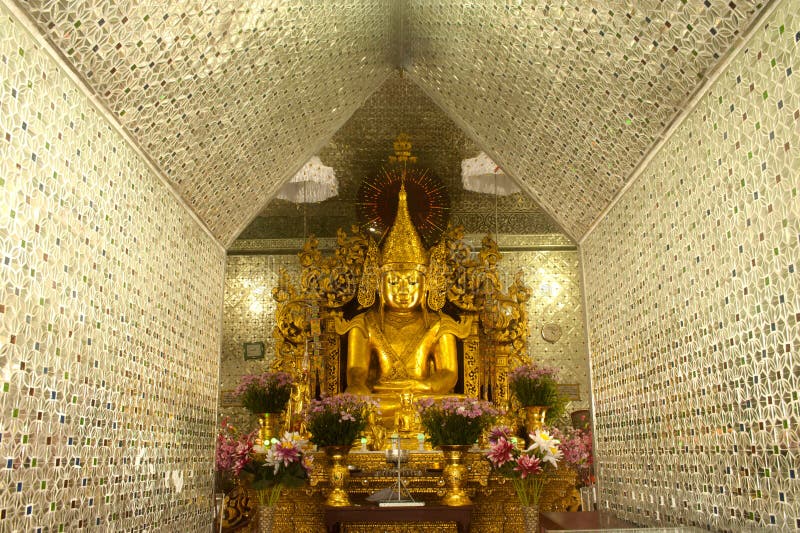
270 223 532 434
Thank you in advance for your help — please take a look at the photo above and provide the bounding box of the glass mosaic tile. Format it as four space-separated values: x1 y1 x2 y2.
405 0 769 240
0 3 225 530
582 2 800 530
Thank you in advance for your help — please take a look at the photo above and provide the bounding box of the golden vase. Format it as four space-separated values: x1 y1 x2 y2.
324 445 352 507
256 412 282 445
439 445 472 506
524 406 548 435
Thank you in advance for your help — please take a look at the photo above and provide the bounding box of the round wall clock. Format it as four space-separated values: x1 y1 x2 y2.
541 323 562 343
357 165 450 247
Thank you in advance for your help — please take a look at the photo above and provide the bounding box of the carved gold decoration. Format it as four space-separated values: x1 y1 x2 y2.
388 133 418 165
379 182 428 271
439 445 474 506
269 221 532 434
232 453 577 531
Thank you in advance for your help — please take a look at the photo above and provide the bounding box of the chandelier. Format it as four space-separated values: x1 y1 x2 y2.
461 152 520 196
276 156 338 203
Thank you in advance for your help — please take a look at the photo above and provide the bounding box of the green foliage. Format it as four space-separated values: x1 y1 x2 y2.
417 397 498 448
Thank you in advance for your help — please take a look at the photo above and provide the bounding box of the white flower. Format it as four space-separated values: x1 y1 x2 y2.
527 430 562 467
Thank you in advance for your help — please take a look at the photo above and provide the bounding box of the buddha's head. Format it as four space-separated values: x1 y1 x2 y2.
377 182 428 313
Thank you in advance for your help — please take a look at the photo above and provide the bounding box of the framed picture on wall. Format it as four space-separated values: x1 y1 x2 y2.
557 383 581 401
219 389 241 408
243 341 265 360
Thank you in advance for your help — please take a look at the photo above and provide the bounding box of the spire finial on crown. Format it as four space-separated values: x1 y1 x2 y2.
379 172 428 272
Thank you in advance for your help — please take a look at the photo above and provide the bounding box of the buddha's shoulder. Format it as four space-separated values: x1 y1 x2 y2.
333 309 376 336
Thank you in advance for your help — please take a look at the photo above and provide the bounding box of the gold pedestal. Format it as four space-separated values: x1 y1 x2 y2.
439 445 473 506
323 445 352 506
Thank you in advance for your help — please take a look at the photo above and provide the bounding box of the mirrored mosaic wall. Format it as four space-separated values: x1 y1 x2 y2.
0 4 225 531
582 2 799 530
220 243 588 428
405 0 769 240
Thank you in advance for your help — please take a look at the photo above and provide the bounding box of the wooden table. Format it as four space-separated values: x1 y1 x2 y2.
539 511 636 531
323 503 473 533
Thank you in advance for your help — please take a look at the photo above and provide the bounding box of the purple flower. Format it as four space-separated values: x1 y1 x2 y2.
508 363 558 385
488 426 513 445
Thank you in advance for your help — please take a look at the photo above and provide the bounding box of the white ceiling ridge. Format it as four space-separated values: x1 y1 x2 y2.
224 69 393 249
3 0 226 254
404 68 579 243
578 0 784 246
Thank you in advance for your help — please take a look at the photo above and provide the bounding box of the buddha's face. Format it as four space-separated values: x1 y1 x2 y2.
382 268 423 310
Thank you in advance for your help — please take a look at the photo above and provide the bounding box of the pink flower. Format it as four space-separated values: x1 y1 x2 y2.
514 454 542 478
215 418 255 477
487 437 514 467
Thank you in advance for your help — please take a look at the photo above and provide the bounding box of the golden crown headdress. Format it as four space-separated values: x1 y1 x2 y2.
379 181 428 272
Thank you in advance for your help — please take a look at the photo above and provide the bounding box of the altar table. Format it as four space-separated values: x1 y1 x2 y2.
323 503 473 533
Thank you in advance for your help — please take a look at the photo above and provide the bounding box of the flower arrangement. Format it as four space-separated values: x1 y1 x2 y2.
235 371 295 414
552 427 594 486
417 397 499 448
215 418 255 492
485 427 563 507
508 363 567 422
304 393 378 447
244 432 313 506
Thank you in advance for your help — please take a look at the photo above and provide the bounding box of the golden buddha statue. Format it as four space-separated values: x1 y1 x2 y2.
336 182 471 428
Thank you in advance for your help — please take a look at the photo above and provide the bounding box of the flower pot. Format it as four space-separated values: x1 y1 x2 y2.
256 412 282 445
439 445 473 506
324 445 353 506
257 504 276 533
524 406 548 435
521 504 539 532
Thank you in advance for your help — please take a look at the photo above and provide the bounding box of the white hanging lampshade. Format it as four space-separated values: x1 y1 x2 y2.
276 156 338 203
461 152 521 196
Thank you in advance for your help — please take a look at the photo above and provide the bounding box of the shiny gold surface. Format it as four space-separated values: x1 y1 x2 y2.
378 182 428 271
255 413 282 446
235 454 579 532
324 446 354 507
439 445 473 506
523 406 548 435
267 215 531 434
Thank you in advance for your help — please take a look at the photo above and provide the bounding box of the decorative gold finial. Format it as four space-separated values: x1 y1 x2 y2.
388 133 417 165
379 177 427 272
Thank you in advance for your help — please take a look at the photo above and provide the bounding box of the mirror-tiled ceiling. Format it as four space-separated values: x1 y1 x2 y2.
239 71 563 244
16 0 771 245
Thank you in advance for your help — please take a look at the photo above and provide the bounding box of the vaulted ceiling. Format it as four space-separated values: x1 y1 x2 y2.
18 0 771 246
